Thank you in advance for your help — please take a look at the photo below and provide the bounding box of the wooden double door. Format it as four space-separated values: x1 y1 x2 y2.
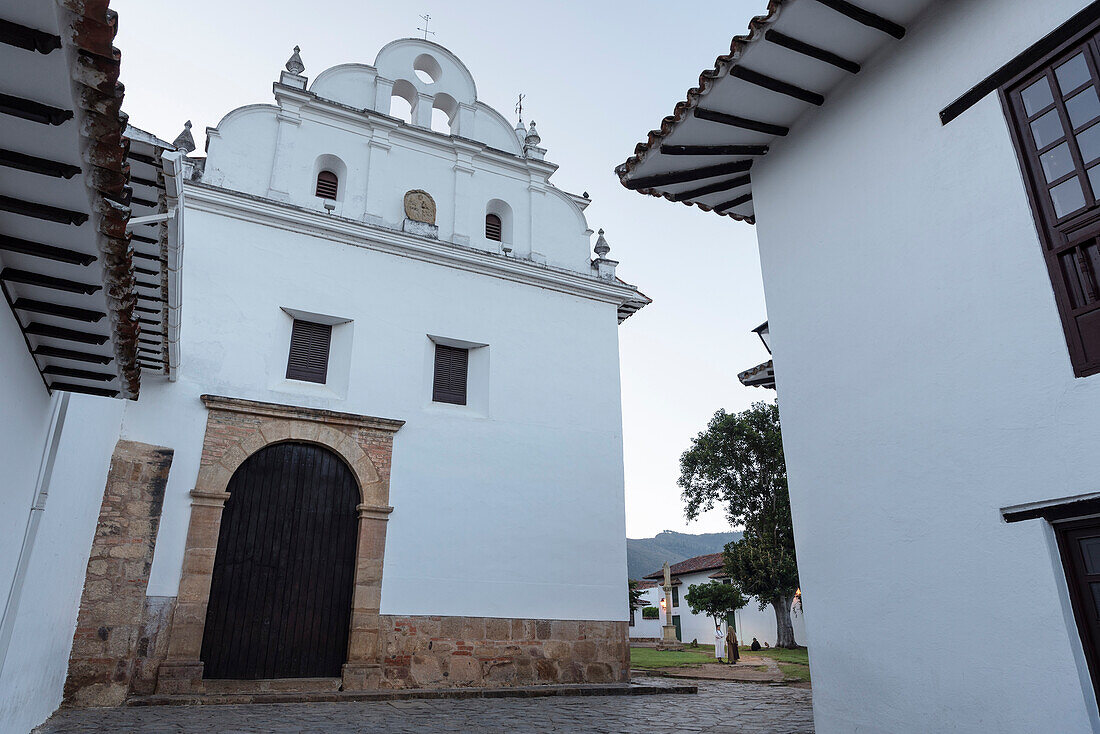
201 442 359 679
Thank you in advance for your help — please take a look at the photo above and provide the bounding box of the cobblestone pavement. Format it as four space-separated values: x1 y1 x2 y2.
35 680 813 733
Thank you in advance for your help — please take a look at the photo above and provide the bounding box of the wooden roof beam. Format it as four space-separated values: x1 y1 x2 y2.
0 233 96 265
1 268 100 294
0 18 62 54
0 148 81 178
0 92 72 125
714 193 753 212
671 175 751 202
730 66 825 106
694 107 790 136
48 382 119 398
43 365 115 382
25 322 109 345
764 30 861 74
33 344 112 364
660 144 769 156
13 298 105 322
811 0 905 40
0 194 88 225
622 159 752 190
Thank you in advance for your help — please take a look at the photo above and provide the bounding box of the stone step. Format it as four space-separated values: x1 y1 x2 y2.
203 678 342 694
127 680 697 707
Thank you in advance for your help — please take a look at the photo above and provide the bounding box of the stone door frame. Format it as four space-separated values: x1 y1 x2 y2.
157 395 403 694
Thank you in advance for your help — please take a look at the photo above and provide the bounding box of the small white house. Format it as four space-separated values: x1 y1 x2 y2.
639 554 805 649
628 581 664 641
620 1 1100 731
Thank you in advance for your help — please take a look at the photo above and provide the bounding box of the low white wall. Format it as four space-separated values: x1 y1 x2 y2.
629 587 663 639
0 395 123 734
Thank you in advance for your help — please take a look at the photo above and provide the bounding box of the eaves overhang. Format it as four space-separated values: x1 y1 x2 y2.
0 0 141 398
615 0 932 223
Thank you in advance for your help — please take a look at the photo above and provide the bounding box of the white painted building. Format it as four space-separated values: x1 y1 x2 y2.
635 554 804 649
620 1 1100 732
1 17 648 731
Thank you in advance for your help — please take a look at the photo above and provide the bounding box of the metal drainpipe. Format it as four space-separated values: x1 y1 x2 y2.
0 390 71 677
161 150 186 382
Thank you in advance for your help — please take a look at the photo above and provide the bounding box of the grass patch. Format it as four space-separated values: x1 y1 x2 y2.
629 646 715 669
739 646 809 665
777 662 811 682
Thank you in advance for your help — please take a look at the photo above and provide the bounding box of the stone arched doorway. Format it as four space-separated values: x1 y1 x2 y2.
201 442 359 679
155 395 403 695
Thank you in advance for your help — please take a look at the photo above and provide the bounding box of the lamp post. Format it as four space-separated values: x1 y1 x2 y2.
657 562 682 650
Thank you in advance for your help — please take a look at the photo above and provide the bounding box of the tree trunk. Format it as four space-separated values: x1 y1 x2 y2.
772 595 798 648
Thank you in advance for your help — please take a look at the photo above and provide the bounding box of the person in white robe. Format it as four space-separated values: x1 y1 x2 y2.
714 623 726 663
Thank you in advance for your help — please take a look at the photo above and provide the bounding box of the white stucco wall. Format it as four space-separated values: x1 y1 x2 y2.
0 306 55 618
752 0 1100 731
0 395 123 734
115 197 629 623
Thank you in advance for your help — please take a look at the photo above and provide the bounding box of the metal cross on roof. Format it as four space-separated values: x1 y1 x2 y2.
417 14 435 40
515 93 525 124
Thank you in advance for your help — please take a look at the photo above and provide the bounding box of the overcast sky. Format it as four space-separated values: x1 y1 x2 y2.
112 0 771 538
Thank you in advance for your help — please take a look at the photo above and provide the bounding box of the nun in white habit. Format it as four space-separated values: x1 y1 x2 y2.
714 623 726 663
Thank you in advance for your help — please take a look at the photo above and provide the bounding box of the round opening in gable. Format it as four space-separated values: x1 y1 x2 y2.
413 53 442 84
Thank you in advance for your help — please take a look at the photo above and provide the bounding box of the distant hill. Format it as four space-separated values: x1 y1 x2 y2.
627 530 742 580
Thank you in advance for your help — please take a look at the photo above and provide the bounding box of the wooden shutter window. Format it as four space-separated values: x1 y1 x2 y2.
1056 517 1100 707
485 213 502 241
286 319 332 383
1002 22 1100 376
432 344 469 405
315 170 338 199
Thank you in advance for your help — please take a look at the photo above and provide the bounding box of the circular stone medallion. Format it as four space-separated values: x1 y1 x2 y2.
403 189 436 225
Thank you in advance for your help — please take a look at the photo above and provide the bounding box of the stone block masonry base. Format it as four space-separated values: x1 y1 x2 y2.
381 616 629 688
63 440 173 707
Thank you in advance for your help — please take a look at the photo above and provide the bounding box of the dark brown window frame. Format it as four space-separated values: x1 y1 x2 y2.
286 319 332 384
432 343 469 405
1001 15 1100 377
1055 515 1100 708
315 170 339 200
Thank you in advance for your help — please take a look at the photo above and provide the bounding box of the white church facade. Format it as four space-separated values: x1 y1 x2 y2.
0 8 647 729
620 0 1100 732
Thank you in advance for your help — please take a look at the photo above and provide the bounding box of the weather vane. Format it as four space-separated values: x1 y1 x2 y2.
418 14 435 40
515 93 525 124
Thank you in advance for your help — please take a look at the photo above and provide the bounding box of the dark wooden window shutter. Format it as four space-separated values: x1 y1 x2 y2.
315 170 338 199
432 344 468 405
1056 516 1100 708
485 213 502 241
286 319 332 383
1001 21 1100 376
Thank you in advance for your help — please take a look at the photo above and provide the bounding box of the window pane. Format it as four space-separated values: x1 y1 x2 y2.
1041 142 1075 182
1091 583 1100 620
1031 109 1066 149
1083 537 1100 574
1056 53 1092 94
1022 77 1055 115
1051 176 1087 217
1089 164 1100 201
1067 87 1100 128
1078 123 1100 163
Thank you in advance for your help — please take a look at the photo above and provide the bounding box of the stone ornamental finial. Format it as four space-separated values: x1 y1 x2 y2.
525 120 541 147
172 120 196 153
594 228 610 258
285 45 305 75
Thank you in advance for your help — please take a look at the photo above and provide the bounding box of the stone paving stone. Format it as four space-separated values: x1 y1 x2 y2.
34 679 813 733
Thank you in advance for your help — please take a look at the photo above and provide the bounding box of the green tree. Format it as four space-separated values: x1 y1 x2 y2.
678 401 801 648
628 579 646 613
683 581 748 634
